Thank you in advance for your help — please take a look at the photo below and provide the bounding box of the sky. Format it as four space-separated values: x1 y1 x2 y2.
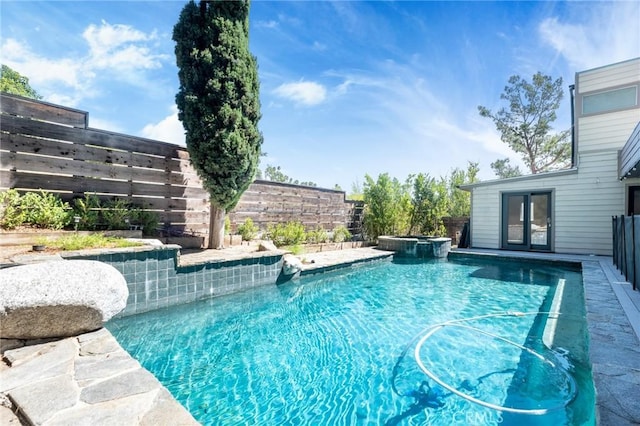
1 1 639 192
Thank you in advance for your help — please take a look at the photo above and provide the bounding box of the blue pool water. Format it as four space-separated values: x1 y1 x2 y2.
107 257 595 425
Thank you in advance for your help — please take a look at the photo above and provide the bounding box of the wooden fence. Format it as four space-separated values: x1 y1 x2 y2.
229 181 364 235
612 215 639 291
0 93 362 236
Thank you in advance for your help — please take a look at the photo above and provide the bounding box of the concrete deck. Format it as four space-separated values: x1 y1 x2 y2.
2 246 639 424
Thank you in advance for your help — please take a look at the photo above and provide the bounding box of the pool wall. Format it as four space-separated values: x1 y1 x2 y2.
65 246 284 317
377 236 451 258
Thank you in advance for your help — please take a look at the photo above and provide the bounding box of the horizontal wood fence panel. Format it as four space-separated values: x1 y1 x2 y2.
1 96 363 238
1 133 178 172
1 93 87 128
1 113 184 159
3 151 177 184
0 170 190 199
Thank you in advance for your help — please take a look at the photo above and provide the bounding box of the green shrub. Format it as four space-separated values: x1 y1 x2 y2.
37 233 142 251
332 225 352 243
72 193 101 230
237 218 259 241
102 198 130 230
306 226 328 244
266 221 306 247
21 190 71 230
224 216 231 235
0 189 26 229
130 206 160 236
285 243 304 255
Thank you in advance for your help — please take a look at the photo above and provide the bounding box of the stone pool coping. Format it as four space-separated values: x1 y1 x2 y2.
2 246 638 424
0 328 198 425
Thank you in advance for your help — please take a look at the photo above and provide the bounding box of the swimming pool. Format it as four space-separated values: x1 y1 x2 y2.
106 257 595 425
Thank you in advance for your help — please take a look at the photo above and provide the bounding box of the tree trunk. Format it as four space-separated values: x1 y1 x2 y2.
208 204 226 249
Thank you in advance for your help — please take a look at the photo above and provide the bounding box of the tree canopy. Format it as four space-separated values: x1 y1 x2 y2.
173 0 262 248
490 158 522 179
263 165 317 187
479 72 571 175
1 65 42 99
361 163 478 240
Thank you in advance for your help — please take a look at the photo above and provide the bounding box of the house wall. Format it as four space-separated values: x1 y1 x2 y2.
469 58 640 256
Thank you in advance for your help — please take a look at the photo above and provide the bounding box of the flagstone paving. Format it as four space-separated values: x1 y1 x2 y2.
0 328 197 425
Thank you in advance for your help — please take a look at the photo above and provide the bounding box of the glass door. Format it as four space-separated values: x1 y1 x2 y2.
530 193 551 250
503 194 527 248
502 192 552 251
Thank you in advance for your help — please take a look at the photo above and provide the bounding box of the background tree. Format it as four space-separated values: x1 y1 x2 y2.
362 173 411 239
408 173 448 236
447 161 479 217
490 158 522 179
478 72 570 174
1 65 42 99
348 179 364 201
264 164 317 187
173 0 262 248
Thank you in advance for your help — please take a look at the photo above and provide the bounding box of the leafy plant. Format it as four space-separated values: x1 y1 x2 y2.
266 221 306 247
284 243 304 255
21 190 71 230
306 226 328 244
72 193 101 230
237 218 259 241
37 233 142 251
224 216 231 235
130 206 159 236
408 173 448 236
0 189 26 229
102 198 130 230
363 173 411 240
332 225 352 243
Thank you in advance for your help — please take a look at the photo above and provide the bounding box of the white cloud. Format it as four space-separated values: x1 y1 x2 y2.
0 20 170 108
255 20 278 30
84 20 149 50
273 81 327 106
140 105 186 145
539 2 640 70
312 41 327 51
87 117 124 134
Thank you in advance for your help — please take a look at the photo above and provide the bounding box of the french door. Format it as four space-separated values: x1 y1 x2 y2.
502 192 552 251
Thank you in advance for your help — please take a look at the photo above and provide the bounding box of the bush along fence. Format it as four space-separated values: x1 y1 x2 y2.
0 93 363 238
612 215 639 291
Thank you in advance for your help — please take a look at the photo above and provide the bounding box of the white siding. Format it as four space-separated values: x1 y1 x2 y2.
470 186 500 248
470 150 625 255
578 59 640 93
578 109 640 152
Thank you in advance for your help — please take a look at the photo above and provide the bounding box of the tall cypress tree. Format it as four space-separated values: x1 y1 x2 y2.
173 0 262 249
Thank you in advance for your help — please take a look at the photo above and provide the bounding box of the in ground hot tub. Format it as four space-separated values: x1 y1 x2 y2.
377 236 451 258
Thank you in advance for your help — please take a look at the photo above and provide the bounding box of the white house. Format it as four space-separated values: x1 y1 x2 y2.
461 58 640 256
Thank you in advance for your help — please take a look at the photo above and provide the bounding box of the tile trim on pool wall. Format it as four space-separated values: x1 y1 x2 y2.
448 251 583 271
299 253 393 277
65 247 284 317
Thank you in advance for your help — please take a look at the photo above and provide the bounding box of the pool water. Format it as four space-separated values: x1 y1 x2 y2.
106 257 595 425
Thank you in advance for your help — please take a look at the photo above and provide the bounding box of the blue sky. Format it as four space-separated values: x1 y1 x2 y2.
2 1 639 191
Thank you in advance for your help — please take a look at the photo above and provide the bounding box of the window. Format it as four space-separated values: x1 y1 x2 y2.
582 86 637 115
